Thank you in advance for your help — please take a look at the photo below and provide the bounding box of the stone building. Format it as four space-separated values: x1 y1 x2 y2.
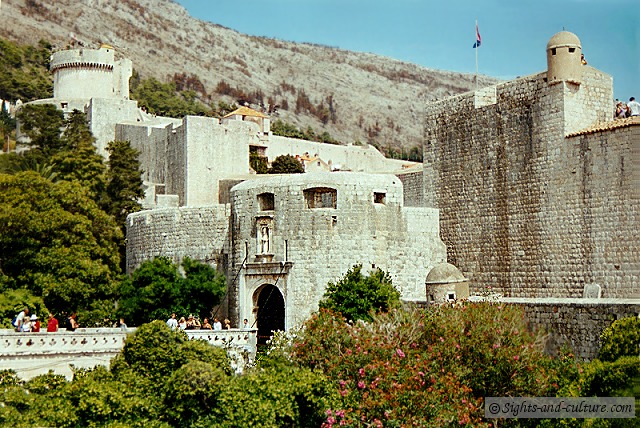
423 31 639 299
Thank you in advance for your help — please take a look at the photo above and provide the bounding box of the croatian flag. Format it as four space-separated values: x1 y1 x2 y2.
473 23 481 48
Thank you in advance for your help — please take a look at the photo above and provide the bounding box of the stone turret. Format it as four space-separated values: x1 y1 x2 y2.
50 45 131 100
546 31 582 85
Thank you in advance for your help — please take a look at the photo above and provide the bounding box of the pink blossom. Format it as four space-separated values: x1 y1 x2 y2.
346 349 352 355
336 410 345 418
327 416 336 424
493 343 500 349
439 337 445 342
326 409 333 416
513 355 520 361
456 344 460 349
418 371 425 377
358 368 365 377
396 348 405 358
339 380 346 387
357 381 366 389
384 410 391 419
340 389 348 397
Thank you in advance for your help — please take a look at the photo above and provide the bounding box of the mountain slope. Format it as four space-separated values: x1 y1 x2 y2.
0 0 499 153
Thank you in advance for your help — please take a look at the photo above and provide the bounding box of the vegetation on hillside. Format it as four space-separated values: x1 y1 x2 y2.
0 38 52 102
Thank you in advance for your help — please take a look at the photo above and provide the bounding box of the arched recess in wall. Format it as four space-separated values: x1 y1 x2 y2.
253 284 285 346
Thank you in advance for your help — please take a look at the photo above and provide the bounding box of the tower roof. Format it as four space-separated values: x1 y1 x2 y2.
425 263 467 284
546 31 581 49
223 106 268 119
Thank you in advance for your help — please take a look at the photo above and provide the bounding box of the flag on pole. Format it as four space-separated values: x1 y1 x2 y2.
473 23 481 48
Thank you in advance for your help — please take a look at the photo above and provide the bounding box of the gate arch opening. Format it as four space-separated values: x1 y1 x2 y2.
254 284 285 346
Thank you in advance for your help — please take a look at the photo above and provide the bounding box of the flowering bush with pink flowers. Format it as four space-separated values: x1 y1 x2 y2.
290 303 574 427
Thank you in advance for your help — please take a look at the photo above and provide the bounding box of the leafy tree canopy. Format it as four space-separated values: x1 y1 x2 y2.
319 263 400 322
130 76 209 118
268 154 305 174
0 172 122 325
117 257 226 326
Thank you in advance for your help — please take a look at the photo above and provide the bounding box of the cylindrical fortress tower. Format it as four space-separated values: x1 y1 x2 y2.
546 31 582 85
50 46 117 99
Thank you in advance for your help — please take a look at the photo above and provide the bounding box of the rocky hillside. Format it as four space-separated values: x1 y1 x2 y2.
0 0 499 154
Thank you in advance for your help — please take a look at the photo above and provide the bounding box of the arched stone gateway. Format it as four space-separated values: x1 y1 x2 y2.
254 284 285 346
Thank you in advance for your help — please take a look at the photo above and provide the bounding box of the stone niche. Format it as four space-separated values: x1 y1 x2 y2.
255 215 274 262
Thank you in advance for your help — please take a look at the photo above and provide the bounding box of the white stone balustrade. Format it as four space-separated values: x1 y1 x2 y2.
0 328 257 380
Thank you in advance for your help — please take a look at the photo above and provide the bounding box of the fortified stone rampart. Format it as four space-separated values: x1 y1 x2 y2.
126 206 230 274
423 37 638 299
396 166 424 207
502 298 640 360
229 172 446 329
267 135 413 172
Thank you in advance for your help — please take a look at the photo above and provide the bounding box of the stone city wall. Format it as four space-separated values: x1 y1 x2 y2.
267 135 414 172
423 68 637 298
396 168 424 207
126 206 230 274
502 298 640 360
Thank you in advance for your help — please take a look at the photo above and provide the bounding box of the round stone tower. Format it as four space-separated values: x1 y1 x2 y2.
546 31 582 85
50 45 123 99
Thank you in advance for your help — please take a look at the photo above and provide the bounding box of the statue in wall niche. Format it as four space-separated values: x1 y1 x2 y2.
260 225 270 254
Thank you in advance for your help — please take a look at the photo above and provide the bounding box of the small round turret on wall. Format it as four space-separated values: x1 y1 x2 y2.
546 31 582 85
50 46 117 99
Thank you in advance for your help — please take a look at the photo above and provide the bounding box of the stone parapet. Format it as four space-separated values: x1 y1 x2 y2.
0 328 257 380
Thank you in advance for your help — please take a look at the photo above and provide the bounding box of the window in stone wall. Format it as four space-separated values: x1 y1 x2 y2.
303 187 337 209
257 192 275 211
374 192 386 204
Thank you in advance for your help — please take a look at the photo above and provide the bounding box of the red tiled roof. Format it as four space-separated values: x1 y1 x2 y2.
566 116 640 137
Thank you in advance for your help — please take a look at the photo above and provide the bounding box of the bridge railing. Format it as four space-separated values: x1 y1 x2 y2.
0 328 258 379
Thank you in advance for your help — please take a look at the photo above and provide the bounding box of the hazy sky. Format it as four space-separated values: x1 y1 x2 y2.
175 0 638 100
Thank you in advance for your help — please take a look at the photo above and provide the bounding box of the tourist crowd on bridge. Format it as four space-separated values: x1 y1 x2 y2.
165 313 251 331
12 307 252 333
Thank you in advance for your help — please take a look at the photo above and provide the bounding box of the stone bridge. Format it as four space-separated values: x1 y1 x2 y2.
0 328 257 380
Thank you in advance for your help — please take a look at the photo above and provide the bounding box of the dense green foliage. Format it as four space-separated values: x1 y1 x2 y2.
319 264 400 322
0 321 331 428
598 316 640 362
117 257 226 326
0 38 52 101
290 305 575 427
0 107 144 326
0 172 122 325
270 118 339 144
268 154 305 174
16 103 65 153
249 150 268 174
130 76 209 117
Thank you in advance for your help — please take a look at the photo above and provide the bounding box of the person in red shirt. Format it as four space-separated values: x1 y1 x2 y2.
30 314 41 332
47 313 59 332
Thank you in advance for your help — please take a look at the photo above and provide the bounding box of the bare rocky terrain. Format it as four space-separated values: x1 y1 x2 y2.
0 0 499 152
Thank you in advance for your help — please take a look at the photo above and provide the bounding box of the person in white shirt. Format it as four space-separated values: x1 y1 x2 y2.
166 313 178 330
213 318 222 330
627 97 640 116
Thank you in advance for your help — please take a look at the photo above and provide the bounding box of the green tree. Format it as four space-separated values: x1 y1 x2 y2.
103 140 144 225
319 264 400 322
130 77 209 117
268 154 305 174
598 316 640 362
0 172 122 325
117 257 226 326
51 110 107 200
16 104 64 153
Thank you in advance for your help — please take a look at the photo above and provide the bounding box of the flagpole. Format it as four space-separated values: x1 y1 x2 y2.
475 19 478 89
